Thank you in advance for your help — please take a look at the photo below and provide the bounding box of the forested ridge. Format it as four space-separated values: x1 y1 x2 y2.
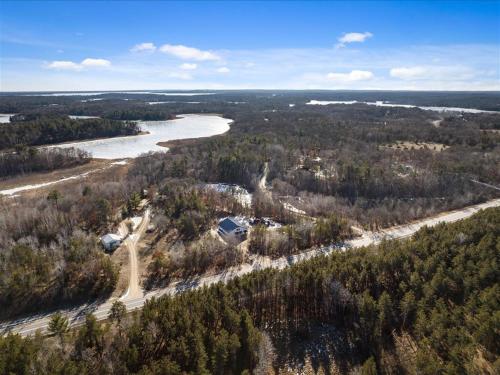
1 208 498 374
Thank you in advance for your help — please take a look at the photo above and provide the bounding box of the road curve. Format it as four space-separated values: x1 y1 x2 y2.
120 208 150 301
1 198 499 337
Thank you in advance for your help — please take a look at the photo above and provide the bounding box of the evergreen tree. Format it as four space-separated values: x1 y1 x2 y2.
48 312 69 350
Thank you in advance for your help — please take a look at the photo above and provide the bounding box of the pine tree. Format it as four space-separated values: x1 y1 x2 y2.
48 312 69 350
110 300 127 333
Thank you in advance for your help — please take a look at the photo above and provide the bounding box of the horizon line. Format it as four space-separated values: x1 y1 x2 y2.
2 89 500 94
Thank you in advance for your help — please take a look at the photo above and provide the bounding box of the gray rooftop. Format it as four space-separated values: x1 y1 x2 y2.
219 217 245 233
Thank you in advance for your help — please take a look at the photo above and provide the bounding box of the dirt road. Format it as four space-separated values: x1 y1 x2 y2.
120 209 150 300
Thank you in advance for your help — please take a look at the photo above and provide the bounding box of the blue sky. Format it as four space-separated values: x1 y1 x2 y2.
1 1 499 91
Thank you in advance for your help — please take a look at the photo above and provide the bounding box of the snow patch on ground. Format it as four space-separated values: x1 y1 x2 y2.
283 202 306 215
111 160 128 165
0 114 16 123
130 217 142 231
205 183 253 207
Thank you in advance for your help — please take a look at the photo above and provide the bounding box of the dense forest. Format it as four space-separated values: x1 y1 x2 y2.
0 146 90 178
2 90 500 112
1 208 498 374
127 101 500 227
0 115 139 150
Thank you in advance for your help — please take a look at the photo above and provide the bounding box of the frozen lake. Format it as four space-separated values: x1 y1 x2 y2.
69 115 100 119
306 100 499 114
51 114 232 159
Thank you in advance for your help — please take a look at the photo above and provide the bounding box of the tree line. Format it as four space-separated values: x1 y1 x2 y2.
0 115 139 150
0 146 90 178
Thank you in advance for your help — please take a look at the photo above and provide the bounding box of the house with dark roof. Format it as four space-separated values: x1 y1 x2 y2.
218 217 248 240
101 233 122 252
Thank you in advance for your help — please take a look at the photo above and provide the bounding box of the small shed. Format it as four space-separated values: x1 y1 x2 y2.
101 233 122 251
218 217 248 240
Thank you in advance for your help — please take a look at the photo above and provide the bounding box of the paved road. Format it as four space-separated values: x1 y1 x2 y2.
1 198 499 337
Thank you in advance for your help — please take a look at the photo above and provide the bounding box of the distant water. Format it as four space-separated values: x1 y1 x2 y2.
147 101 201 105
69 115 100 119
50 114 232 159
306 100 499 114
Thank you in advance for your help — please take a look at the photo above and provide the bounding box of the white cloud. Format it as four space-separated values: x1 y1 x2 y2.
180 63 197 70
337 32 373 48
159 44 220 61
46 60 82 71
217 66 230 73
46 58 111 71
326 70 374 82
130 42 156 53
17 43 498 91
81 58 111 68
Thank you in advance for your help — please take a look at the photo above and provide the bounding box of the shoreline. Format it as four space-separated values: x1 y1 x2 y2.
156 134 225 149
45 113 229 151
0 114 233 193
43 130 150 148
156 115 232 150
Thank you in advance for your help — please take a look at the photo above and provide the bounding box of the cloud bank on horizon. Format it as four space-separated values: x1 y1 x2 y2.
1 1 499 91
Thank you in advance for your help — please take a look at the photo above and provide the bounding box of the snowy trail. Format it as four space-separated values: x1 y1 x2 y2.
0 161 128 197
0 169 105 196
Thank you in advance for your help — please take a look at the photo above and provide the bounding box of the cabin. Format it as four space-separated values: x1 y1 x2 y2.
101 233 122 252
218 217 248 240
